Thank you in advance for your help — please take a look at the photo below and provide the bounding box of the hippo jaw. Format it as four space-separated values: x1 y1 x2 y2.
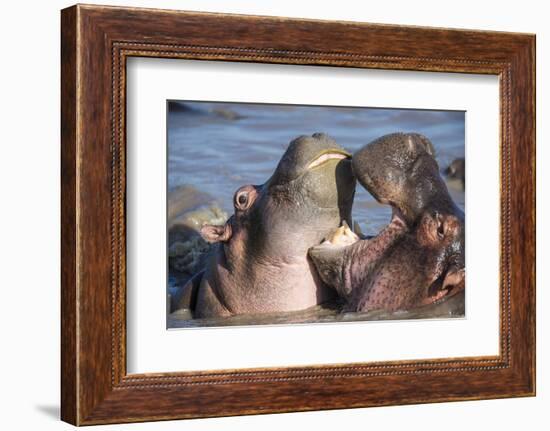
308 212 407 299
309 207 465 314
259 133 356 256
308 221 360 298
352 132 451 225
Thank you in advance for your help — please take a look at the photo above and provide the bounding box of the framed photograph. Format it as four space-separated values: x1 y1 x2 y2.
61 4 535 425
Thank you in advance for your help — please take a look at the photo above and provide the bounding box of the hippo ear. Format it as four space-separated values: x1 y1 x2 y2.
200 222 232 243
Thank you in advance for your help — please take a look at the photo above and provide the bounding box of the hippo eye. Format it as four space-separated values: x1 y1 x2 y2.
235 191 249 210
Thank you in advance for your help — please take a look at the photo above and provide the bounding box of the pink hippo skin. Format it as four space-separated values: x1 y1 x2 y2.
174 133 356 318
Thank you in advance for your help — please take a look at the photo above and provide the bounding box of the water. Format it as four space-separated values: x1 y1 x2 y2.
168 101 465 237
168 292 465 329
167 101 466 328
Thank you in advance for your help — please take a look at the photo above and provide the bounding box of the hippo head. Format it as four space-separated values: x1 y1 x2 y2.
353 131 464 289
352 132 452 225
201 133 356 270
309 132 465 313
445 157 465 179
444 157 466 189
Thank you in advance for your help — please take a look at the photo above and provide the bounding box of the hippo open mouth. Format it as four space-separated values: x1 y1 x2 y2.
308 132 465 314
310 213 464 312
307 150 351 170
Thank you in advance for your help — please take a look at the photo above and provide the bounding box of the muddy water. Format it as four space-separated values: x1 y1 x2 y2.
168 293 465 329
167 101 465 328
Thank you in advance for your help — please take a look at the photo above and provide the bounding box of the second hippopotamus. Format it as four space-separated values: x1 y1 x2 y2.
309 132 465 313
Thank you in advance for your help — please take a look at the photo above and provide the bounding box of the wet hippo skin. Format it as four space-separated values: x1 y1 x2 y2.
175 133 356 318
309 132 465 313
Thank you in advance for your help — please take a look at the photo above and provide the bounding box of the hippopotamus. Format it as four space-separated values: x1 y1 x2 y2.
444 157 466 189
308 132 465 313
167 185 228 277
174 133 356 318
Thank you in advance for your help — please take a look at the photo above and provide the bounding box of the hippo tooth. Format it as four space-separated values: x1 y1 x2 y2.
323 220 359 246
342 221 359 242
353 221 364 237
